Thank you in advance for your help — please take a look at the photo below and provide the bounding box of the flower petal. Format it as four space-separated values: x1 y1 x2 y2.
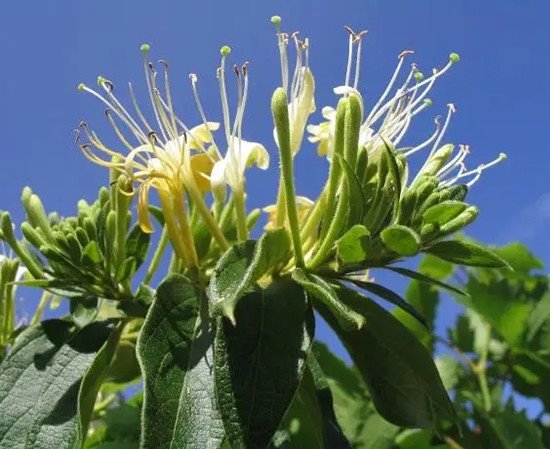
190 153 214 192
138 182 155 234
210 159 228 202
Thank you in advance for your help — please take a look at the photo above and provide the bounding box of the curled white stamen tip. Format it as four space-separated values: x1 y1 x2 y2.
189 73 198 83
399 50 415 59
448 103 457 113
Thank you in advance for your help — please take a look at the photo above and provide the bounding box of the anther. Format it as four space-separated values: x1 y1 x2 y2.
147 131 158 145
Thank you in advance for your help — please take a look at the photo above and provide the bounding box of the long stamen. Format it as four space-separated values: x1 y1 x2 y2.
429 103 456 157
271 16 289 93
98 77 149 143
141 45 168 144
353 30 367 89
365 51 413 125
189 73 221 158
218 46 233 146
128 82 153 132
344 26 355 87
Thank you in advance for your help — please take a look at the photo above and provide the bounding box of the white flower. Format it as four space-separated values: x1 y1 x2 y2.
272 23 316 156
308 27 505 187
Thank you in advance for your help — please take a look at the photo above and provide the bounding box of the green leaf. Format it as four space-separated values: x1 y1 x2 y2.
136 274 224 449
384 266 467 296
347 279 429 328
70 295 99 328
125 223 151 269
422 201 469 226
78 322 124 440
214 278 314 449
336 224 371 265
0 319 114 448
292 269 365 330
315 285 456 429
312 343 398 449
475 404 546 449
381 225 421 256
425 240 511 269
493 242 544 274
270 368 325 449
209 228 291 323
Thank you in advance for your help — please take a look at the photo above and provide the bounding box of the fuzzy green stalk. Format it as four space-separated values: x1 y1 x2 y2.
300 189 327 242
306 177 350 270
233 187 249 242
114 176 132 269
272 88 304 268
319 98 347 239
143 225 169 285
274 176 287 228
187 184 229 250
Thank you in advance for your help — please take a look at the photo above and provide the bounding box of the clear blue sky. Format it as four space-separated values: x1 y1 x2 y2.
1 0 549 412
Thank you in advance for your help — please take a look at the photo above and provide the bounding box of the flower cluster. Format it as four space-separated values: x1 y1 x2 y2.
76 17 505 276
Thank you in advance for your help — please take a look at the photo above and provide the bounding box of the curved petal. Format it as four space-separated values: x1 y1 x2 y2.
187 122 220 150
190 153 214 192
137 182 155 234
289 68 316 154
210 159 228 202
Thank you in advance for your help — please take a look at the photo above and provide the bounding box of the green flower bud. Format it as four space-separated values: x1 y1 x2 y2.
21 222 46 249
22 193 54 241
438 206 478 237
421 144 454 177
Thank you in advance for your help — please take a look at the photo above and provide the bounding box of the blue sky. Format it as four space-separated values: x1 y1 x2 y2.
1 0 549 413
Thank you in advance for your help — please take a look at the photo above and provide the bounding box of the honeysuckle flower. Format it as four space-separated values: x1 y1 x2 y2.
308 28 505 187
77 44 234 266
195 45 269 240
263 196 314 230
271 16 316 156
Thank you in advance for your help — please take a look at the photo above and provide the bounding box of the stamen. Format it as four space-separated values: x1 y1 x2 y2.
218 45 233 145
141 46 168 144
429 103 456 157
189 73 221 158
271 16 289 92
403 116 441 156
365 51 413 125
128 82 153 133
353 30 367 89
344 26 354 87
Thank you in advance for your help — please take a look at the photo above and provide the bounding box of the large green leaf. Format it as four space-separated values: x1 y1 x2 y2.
208 229 291 323
493 242 544 274
136 275 224 449
0 319 114 449
316 285 456 429
425 240 510 269
214 278 314 449
312 343 398 449
347 279 429 329
475 404 546 449
270 368 324 449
